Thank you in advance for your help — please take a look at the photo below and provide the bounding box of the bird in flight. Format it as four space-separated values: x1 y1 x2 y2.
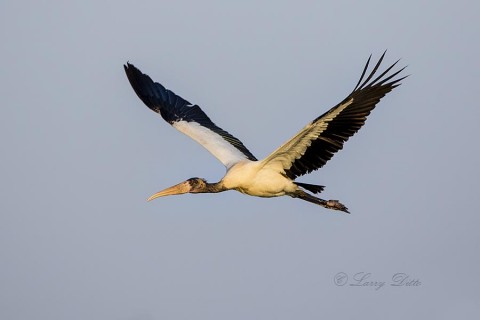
124 52 406 213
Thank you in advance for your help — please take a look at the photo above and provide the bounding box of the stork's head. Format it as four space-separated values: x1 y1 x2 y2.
147 178 208 201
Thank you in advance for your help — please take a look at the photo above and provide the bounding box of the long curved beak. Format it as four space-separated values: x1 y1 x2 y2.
147 181 191 201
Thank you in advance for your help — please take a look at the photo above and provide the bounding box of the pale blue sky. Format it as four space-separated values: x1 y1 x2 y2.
1 1 479 319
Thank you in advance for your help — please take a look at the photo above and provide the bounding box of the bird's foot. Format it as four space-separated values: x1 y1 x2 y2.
326 200 350 214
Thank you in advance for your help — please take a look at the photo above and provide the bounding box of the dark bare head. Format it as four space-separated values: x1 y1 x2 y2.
185 178 208 193
147 177 222 201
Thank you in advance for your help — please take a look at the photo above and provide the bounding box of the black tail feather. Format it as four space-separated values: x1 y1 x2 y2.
294 182 325 194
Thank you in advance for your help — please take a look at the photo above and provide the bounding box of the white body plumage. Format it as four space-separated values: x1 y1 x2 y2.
222 160 297 197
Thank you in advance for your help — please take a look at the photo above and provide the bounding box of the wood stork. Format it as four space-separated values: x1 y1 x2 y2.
124 52 406 213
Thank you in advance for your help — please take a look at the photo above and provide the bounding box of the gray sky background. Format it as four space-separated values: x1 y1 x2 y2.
1 0 479 319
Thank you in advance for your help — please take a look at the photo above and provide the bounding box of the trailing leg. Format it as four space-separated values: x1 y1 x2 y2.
291 190 350 213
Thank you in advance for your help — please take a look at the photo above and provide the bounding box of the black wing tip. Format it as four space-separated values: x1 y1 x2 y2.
124 61 143 79
123 61 170 118
353 51 407 92
124 61 140 83
124 62 152 85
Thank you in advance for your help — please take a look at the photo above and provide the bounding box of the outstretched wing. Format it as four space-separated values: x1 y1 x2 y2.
124 63 257 168
262 52 406 179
